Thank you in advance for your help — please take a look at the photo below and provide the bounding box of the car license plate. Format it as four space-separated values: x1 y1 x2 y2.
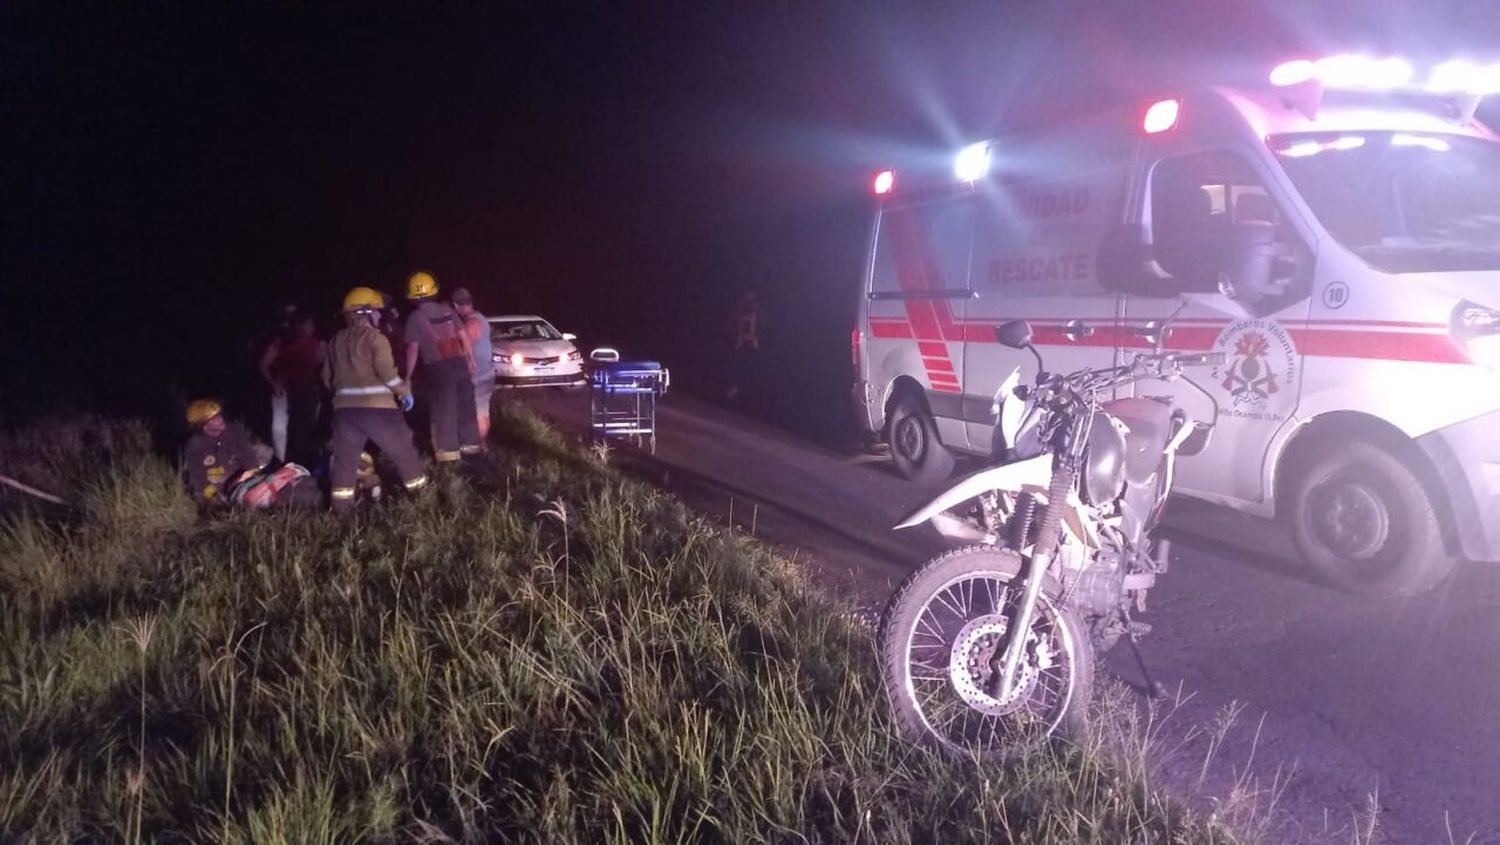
533 364 554 374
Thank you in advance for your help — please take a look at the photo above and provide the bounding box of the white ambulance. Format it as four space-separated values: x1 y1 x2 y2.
853 57 1500 595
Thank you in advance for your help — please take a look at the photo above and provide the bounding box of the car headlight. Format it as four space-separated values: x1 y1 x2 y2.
567 349 583 362
1452 301 1500 370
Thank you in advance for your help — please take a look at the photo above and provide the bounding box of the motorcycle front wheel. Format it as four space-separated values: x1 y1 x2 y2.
878 545 1093 757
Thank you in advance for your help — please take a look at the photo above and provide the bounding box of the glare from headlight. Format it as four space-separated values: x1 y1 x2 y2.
1467 334 1500 370
1453 301 1500 370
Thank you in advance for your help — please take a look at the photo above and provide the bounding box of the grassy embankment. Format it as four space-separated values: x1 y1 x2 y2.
1 408 1248 842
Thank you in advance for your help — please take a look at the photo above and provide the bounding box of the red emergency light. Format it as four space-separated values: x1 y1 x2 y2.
872 169 895 196
1143 99 1181 134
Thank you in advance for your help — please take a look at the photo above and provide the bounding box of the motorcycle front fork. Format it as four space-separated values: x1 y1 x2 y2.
994 462 1077 701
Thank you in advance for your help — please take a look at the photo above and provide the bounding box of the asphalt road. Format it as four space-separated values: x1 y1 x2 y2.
521 390 1500 844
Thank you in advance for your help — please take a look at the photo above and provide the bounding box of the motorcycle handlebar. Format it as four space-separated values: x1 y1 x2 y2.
1057 350 1225 395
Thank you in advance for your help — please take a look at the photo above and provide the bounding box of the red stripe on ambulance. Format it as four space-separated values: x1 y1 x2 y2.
873 317 1469 367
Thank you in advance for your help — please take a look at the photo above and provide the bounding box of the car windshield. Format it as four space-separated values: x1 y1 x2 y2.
491 319 562 341
1270 131 1500 273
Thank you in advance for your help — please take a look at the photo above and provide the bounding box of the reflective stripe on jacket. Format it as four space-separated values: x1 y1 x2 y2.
324 323 409 410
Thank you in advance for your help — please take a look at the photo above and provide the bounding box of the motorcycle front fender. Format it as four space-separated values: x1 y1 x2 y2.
894 454 1054 531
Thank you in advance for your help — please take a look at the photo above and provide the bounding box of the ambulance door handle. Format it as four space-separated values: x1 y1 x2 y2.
1062 320 1095 342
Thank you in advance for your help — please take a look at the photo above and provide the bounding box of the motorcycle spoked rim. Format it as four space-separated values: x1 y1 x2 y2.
899 567 1081 753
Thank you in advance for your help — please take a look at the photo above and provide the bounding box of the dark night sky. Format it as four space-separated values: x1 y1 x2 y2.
4 2 1498 433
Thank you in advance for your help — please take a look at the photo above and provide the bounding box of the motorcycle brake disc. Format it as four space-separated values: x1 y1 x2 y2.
948 614 1054 715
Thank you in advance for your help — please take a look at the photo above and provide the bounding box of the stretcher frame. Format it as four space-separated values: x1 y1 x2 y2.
589 358 669 454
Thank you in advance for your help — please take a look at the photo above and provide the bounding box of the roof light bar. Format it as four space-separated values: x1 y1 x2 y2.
1271 55 1500 95
1268 59 1316 87
1432 61 1500 95
1428 60 1480 93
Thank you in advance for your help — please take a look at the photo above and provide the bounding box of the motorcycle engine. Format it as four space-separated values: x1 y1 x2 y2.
1068 542 1125 620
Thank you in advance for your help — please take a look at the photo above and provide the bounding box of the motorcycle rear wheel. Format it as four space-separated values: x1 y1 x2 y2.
878 545 1093 757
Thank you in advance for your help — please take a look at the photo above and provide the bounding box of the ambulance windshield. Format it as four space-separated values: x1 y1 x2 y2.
1271 132 1500 273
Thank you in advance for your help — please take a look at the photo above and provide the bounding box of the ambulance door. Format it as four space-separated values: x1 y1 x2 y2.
963 179 1124 451
866 193 978 450
1121 146 1316 506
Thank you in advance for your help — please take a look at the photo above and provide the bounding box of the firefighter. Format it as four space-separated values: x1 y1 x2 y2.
184 399 268 507
325 286 429 510
402 271 482 463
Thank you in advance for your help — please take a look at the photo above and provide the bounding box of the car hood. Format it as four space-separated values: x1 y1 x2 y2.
492 338 575 357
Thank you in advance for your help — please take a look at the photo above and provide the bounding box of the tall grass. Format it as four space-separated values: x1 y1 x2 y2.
1 408 1244 842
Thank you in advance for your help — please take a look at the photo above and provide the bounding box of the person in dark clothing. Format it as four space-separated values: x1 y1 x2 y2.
380 293 408 377
183 399 269 507
402 270 481 463
726 290 765 407
259 312 326 465
325 286 429 511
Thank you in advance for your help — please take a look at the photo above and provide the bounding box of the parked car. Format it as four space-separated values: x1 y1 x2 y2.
487 315 586 388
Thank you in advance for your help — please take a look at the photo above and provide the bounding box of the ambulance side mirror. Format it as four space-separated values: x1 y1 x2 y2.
1218 220 1282 302
995 320 1034 349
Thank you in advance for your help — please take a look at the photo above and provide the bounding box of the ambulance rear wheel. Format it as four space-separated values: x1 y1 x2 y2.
1287 440 1456 596
887 392 954 484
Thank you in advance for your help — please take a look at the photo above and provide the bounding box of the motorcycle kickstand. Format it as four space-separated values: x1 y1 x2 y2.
1125 634 1167 700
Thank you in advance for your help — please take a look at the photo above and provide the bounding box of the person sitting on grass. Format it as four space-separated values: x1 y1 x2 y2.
183 399 319 509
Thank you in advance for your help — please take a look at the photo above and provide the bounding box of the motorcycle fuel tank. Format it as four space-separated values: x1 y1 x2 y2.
1084 398 1177 507
1080 415 1128 506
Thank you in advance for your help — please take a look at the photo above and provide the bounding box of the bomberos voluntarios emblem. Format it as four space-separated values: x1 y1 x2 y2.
1210 320 1297 421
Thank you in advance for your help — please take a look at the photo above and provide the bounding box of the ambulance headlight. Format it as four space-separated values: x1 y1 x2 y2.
1452 301 1500 370
954 142 992 182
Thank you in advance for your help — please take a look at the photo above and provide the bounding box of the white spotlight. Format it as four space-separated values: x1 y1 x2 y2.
953 142 992 182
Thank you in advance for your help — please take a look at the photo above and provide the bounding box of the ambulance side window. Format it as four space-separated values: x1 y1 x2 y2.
1148 151 1309 310
871 198 977 296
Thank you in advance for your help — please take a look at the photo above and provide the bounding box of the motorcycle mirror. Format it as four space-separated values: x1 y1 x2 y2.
995 320 1034 350
1137 320 1172 350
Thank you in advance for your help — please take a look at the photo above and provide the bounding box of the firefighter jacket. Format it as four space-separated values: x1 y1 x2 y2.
324 322 411 410
185 422 264 505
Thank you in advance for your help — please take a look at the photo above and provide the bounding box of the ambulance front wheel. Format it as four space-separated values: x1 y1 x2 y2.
1287 440 1457 597
887 392 955 485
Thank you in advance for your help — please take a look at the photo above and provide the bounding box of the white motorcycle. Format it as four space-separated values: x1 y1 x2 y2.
878 318 1222 754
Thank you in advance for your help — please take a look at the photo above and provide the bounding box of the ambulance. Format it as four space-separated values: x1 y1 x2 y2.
852 57 1500 595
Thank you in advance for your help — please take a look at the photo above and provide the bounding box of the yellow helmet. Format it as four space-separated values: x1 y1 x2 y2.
342 286 384 313
406 270 438 300
186 399 222 426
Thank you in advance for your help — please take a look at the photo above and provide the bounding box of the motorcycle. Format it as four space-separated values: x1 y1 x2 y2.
877 317 1223 755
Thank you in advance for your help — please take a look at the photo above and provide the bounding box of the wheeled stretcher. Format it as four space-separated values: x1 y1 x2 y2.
589 353 669 454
